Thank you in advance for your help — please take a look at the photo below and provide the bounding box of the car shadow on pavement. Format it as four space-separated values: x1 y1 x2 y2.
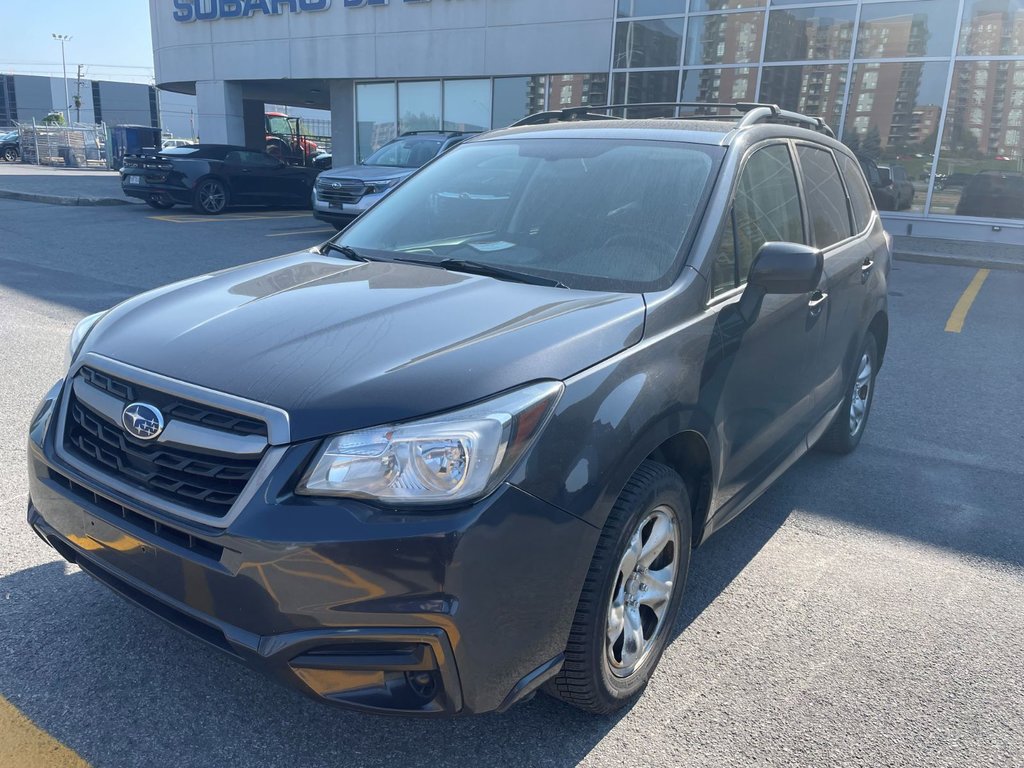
0 494 795 768
0 559 622 768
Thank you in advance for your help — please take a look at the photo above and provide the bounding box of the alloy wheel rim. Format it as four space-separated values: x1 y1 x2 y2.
199 182 225 212
606 505 680 679
849 352 872 436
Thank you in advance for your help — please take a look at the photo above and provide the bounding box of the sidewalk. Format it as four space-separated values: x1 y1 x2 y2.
892 235 1023 272
0 163 135 206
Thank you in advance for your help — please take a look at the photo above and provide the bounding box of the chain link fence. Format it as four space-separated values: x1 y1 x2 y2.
15 120 108 167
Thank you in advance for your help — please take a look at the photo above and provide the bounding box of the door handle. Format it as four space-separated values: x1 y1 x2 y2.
861 257 875 274
808 290 828 315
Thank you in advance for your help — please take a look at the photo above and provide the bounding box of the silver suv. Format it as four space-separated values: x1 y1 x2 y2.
312 130 476 229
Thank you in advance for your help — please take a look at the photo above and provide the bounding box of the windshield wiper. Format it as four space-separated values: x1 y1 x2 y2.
394 256 567 288
320 242 372 262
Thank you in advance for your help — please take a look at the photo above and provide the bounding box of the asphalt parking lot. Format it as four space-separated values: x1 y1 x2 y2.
1 198 1022 768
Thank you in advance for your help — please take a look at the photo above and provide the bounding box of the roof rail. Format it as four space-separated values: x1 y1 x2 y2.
399 129 481 137
511 101 835 138
734 103 836 138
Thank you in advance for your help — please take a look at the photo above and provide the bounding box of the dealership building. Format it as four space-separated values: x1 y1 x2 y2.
149 0 1023 243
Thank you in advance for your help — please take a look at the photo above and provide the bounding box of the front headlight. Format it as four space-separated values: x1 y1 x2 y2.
365 177 402 195
63 310 107 371
298 381 563 505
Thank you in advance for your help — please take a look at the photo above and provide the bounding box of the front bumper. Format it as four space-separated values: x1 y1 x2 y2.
311 187 384 227
26 384 597 715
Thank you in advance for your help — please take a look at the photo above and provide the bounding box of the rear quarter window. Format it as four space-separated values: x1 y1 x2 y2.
837 152 875 232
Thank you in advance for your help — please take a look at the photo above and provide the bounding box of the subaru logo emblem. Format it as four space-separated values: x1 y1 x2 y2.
122 402 165 441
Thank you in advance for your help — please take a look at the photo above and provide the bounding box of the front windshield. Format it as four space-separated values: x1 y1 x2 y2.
340 138 721 292
267 116 292 135
363 138 443 168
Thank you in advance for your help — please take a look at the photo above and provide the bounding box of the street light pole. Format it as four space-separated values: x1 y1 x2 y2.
52 34 72 124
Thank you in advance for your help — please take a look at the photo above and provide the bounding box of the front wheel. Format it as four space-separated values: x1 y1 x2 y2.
815 332 878 454
545 460 691 714
192 178 228 215
2 147 18 162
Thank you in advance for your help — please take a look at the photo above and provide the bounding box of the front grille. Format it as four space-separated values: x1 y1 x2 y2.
62 367 266 518
81 366 266 437
317 177 366 205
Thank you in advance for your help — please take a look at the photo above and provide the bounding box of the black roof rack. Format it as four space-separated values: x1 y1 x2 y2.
511 102 835 138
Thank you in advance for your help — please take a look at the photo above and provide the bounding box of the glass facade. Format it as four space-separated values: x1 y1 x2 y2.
610 0 1024 222
355 74 608 161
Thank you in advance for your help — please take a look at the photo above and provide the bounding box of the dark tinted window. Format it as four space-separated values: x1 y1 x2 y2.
711 144 804 296
837 152 874 232
797 145 852 247
341 139 722 293
226 151 279 167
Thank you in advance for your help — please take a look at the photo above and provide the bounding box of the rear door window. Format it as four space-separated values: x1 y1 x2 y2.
711 143 804 296
797 145 853 248
837 152 874 233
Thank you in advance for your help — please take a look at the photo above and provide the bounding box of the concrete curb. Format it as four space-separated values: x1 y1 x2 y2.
0 189 134 206
894 250 1024 273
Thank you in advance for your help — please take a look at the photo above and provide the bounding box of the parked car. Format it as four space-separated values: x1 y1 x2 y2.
1 130 20 162
161 138 194 150
311 151 333 170
937 172 973 190
955 171 1024 219
878 163 914 210
313 130 477 229
120 144 320 213
28 102 890 717
858 156 914 211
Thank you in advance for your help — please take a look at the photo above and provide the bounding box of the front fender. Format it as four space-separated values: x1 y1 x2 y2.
510 307 723 531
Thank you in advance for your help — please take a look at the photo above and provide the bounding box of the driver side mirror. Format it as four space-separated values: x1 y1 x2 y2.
738 242 823 324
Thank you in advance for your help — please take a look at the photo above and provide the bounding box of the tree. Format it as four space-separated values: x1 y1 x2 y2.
42 112 66 126
861 125 882 160
843 130 862 154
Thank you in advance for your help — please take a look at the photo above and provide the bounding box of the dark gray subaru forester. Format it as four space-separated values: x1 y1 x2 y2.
27 103 890 717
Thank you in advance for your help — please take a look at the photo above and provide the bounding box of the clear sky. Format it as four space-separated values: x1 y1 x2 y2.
0 1 155 84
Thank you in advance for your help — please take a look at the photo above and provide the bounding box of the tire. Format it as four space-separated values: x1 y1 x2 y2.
815 332 878 454
545 460 692 714
2 147 17 163
192 178 228 215
145 194 175 210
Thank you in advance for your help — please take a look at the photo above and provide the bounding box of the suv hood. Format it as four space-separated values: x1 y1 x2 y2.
318 165 413 182
84 252 645 442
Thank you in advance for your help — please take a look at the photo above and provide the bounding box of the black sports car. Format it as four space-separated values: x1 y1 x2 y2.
1 130 20 162
121 144 320 214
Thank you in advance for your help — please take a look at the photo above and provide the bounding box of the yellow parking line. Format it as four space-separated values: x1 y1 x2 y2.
0 695 90 768
944 268 990 333
265 228 335 237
